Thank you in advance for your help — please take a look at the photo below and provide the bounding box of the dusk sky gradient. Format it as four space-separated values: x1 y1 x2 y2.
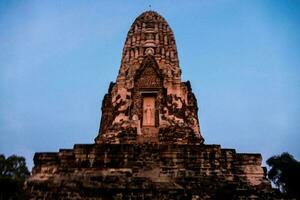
1 0 300 170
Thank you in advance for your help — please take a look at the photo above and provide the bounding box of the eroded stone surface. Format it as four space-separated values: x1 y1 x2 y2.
26 144 279 199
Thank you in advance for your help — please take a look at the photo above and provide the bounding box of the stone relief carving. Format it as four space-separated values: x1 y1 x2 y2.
96 58 202 144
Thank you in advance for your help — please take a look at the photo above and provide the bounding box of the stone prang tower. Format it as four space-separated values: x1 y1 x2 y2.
95 11 203 145
26 11 280 199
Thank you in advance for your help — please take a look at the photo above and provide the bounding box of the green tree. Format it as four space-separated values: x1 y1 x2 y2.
0 154 30 200
267 152 300 198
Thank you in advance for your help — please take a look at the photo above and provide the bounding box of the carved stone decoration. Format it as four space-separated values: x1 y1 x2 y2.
135 57 162 89
117 11 180 88
145 47 154 55
96 45 203 143
143 97 155 126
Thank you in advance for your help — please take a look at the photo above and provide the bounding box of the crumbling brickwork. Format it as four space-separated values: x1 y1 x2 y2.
26 144 279 199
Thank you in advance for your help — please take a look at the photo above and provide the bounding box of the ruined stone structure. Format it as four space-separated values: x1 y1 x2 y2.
26 11 280 199
95 11 203 145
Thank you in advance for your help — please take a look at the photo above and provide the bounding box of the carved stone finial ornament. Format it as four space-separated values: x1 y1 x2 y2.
145 47 154 55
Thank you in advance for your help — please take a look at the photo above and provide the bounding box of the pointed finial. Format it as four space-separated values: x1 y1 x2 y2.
149 4 152 10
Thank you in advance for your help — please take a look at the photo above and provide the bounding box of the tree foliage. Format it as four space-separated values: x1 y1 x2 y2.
267 152 300 198
0 154 30 200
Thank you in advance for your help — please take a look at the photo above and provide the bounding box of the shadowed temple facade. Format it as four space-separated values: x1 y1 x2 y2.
26 11 280 199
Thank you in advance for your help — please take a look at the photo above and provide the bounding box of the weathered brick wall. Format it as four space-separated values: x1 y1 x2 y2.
26 143 279 199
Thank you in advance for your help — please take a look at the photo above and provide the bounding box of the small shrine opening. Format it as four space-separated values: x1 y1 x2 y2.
142 96 156 127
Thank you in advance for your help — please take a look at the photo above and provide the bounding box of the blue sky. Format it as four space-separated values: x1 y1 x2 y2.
0 0 299 170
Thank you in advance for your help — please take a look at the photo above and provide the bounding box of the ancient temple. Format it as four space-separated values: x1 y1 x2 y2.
26 11 279 199
95 11 203 145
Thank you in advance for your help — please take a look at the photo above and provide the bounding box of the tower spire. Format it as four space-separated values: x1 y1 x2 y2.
96 11 203 144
